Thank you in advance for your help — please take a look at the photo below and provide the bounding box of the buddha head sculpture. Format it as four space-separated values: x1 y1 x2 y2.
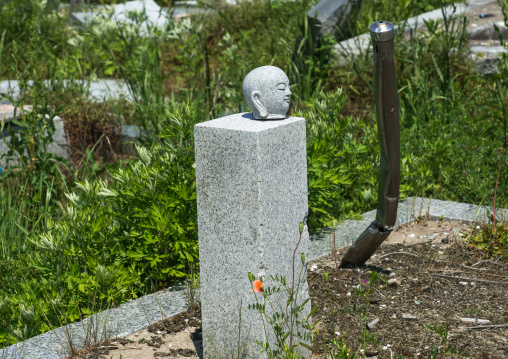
242 66 291 120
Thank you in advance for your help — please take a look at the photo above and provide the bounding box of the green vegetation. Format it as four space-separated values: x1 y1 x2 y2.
0 0 507 354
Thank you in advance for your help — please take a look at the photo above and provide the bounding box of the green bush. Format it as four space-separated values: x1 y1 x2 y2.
297 88 381 231
0 102 200 348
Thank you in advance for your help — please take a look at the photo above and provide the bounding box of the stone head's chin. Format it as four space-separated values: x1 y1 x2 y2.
282 101 290 113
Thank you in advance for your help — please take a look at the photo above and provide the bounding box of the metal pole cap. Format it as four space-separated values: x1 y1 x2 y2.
370 21 395 42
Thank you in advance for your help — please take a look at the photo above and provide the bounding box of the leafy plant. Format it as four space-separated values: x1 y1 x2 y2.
469 213 508 260
424 323 470 358
248 258 317 358
0 20 75 203
296 88 380 231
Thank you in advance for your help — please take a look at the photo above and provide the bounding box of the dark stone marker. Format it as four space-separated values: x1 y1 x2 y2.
307 0 362 41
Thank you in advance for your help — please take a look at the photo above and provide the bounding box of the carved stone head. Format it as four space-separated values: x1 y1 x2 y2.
242 66 291 120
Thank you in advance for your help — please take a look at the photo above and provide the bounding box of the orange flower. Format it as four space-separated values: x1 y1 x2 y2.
252 279 264 292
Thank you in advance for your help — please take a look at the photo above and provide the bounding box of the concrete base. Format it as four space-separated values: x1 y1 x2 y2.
194 113 311 358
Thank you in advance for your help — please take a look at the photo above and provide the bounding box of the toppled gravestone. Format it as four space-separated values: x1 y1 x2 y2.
307 0 362 42
71 0 170 36
468 21 507 42
0 105 71 169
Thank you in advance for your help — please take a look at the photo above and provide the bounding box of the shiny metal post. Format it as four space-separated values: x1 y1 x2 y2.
340 21 400 267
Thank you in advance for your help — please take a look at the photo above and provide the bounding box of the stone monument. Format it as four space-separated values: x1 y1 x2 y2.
195 66 311 358
242 66 291 120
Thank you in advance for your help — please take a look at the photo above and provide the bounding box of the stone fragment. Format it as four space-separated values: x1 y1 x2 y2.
460 318 490 324
367 318 380 329
473 56 502 76
387 278 398 286
402 313 417 321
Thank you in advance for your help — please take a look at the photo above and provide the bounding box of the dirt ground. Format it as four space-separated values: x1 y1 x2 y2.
73 218 508 359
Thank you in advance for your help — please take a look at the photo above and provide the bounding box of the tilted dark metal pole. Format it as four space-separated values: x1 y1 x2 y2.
340 21 400 268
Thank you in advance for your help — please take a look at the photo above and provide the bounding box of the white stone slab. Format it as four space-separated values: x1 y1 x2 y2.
0 80 132 103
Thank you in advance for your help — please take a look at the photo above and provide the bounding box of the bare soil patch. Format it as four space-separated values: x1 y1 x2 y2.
78 219 508 359
310 219 508 358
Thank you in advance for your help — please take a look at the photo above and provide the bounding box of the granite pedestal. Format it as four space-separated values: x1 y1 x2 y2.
194 113 311 359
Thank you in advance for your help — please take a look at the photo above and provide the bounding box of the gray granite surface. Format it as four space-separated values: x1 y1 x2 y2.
194 113 310 358
2 196 507 358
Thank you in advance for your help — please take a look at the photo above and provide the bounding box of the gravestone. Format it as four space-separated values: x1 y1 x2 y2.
468 21 507 41
195 66 311 358
307 0 361 41
0 105 71 168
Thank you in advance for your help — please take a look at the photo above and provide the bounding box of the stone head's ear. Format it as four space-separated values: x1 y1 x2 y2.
251 91 268 118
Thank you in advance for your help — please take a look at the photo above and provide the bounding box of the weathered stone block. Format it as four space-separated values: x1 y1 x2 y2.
307 0 361 41
194 112 310 358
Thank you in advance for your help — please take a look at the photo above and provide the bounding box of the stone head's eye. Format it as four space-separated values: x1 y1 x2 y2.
277 84 285 90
